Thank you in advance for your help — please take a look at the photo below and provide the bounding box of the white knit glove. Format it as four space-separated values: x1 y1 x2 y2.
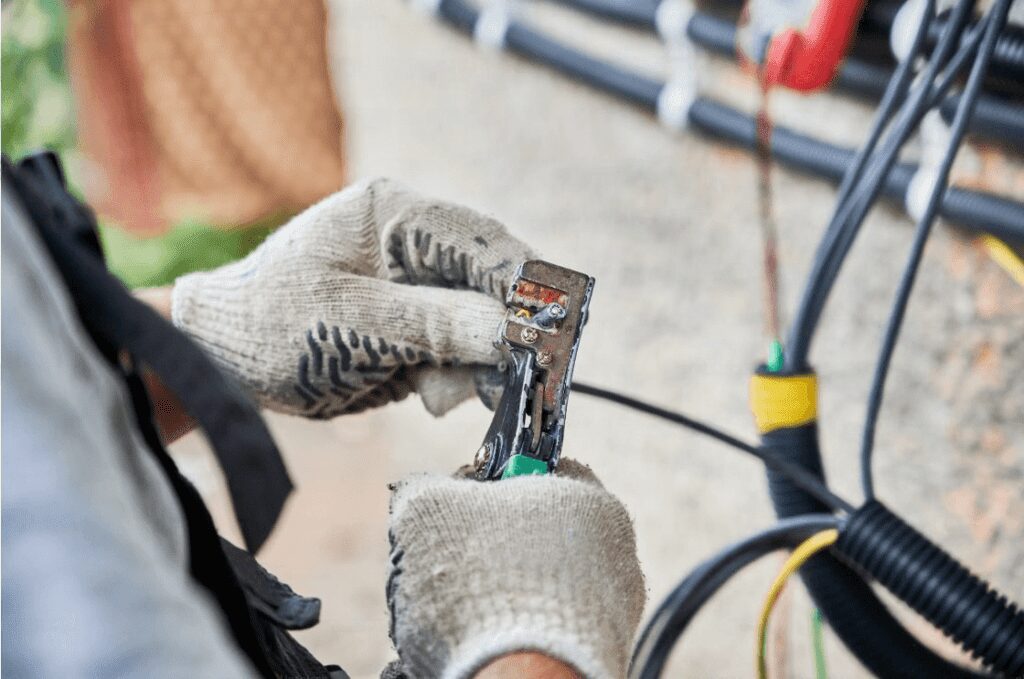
171 178 534 418
386 460 646 679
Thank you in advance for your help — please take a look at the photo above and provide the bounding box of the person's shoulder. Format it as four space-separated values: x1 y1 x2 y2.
2 190 81 329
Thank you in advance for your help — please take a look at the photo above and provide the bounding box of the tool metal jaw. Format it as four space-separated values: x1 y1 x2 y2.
474 260 595 480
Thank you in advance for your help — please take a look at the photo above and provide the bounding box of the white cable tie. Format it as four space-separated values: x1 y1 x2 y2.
657 79 696 131
906 111 951 222
409 0 443 17
920 109 952 168
656 0 698 131
905 167 941 222
474 2 511 50
655 0 693 42
890 0 926 62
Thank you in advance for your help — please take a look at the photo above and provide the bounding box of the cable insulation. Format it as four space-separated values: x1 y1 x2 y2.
571 381 853 512
756 529 840 678
860 0 1012 500
629 514 841 679
786 0 979 369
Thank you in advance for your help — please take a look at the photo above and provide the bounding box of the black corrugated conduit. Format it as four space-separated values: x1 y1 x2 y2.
557 0 1024 87
683 11 1024 146
550 0 1024 145
761 422 987 678
423 2 1024 676
432 0 1024 245
861 0 1024 89
836 501 1024 676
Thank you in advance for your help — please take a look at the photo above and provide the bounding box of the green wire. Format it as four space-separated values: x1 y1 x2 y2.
767 340 785 373
812 608 828 679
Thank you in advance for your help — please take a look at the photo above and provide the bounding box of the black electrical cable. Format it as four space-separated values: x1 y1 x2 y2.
687 10 1024 146
758 5 1010 678
811 0 937 277
431 0 1024 244
791 10 994 371
629 514 841 679
860 0 1012 501
830 0 977 225
555 0 1024 87
835 500 1024 675
790 0 979 367
551 0 1024 145
425 5 1019 674
785 0 980 371
689 99 1024 244
571 382 854 513
550 0 659 26
861 0 1024 87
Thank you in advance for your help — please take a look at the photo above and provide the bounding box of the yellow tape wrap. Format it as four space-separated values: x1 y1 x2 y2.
749 373 818 433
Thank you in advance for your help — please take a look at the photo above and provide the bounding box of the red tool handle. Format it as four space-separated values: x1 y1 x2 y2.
761 0 865 91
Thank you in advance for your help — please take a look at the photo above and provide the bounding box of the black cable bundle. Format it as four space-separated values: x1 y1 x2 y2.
629 514 842 679
760 416 983 678
417 2 1024 676
755 1 1021 677
836 501 1024 676
433 0 1024 244
554 0 1024 145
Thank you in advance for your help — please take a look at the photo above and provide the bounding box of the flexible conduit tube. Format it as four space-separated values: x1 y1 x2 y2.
433 0 1024 243
682 11 1024 146
546 2 1024 145
559 0 1024 83
861 0 1024 82
503 23 663 106
689 99 1024 245
427 2 1021 675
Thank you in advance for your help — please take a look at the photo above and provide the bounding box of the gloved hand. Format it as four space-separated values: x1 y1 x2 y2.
386 460 646 679
171 178 534 418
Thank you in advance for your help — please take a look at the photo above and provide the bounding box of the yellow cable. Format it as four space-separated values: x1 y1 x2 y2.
980 235 1024 288
756 529 839 679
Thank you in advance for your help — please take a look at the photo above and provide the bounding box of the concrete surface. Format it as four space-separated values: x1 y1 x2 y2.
170 2 1024 677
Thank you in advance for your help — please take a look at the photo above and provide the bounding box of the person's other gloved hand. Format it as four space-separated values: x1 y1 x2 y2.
171 178 533 418
385 460 646 679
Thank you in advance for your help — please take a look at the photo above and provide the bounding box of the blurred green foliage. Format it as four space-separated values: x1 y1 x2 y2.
98 218 277 289
2 0 276 288
2 0 75 159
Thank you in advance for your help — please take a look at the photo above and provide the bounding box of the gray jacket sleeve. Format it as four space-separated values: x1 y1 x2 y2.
1 194 255 678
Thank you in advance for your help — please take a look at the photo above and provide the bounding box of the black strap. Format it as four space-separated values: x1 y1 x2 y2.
3 153 292 554
121 369 280 678
221 539 322 630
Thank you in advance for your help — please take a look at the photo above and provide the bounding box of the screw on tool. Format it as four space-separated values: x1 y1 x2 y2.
474 443 492 472
532 303 567 329
474 260 595 481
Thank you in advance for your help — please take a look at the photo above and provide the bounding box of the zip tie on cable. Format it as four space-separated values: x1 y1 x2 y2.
890 0 928 63
655 0 691 41
474 0 512 50
892 0 954 225
656 0 698 131
906 110 953 222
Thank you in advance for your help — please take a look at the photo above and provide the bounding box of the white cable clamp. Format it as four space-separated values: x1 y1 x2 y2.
474 1 512 50
655 0 691 42
906 110 952 222
890 0 926 62
656 0 698 131
657 80 696 131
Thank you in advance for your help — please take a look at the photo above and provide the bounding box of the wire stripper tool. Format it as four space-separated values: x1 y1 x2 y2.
473 260 595 480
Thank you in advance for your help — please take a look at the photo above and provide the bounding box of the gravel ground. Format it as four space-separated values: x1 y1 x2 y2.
171 2 1024 677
